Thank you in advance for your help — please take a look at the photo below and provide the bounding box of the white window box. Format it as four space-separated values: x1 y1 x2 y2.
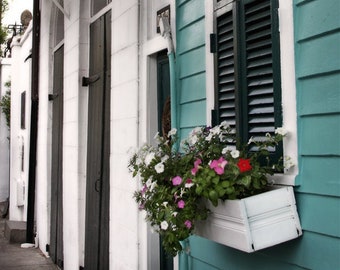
195 186 302 252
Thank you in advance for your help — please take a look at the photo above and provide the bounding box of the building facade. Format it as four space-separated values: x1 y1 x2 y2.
7 0 339 269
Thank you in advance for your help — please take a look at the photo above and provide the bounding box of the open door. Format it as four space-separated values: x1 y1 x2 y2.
50 45 64 268
84 11 111 270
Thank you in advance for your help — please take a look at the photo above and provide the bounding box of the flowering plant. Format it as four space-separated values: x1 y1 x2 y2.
128 122 290 256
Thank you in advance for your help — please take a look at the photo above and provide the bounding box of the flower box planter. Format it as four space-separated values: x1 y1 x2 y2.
195 186 302 253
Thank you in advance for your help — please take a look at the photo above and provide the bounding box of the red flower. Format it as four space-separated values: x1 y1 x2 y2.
237 158 252 173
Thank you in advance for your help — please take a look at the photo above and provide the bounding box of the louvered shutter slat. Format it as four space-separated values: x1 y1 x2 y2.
244 0 277 140
216 10 236 131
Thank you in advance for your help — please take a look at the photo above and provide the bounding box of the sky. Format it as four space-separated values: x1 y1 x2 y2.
2 0 33 26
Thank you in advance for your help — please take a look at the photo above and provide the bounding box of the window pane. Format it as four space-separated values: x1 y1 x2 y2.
92 0 109 15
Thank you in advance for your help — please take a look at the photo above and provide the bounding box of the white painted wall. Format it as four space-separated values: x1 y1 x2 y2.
35 0 172 269
35 0 53 258
0 58 11 203
9 24 32 221
111 1 141 269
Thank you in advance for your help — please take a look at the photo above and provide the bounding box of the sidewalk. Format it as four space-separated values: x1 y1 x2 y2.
0 208 58 269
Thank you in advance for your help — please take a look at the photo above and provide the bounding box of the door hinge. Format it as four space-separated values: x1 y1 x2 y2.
82 74 100 86
48 94 58 101
210 33 217 53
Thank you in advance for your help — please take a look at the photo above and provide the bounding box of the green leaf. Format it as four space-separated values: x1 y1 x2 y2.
196 185 203 195
212 176 219 185
209 190 218 202
238 176 251 187
221 181 230 188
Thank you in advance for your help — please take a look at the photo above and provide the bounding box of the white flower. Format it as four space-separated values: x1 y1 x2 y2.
162 201 168 207
135 158 142 166
168 128 177 137
145 152 155 166
161 155 169 163
275 127 288 136
210 126 221 135
205 133 213 142
220 121 229 128
154 163 164 173
153 132 160 139
284 156 295 171
248 136 254 145
150 181 157 192
146 178 152 188
172 212 178 217
231 149 240 158
160 221 169 230
189 134 198 145
185 182 194 188
222 147 229 155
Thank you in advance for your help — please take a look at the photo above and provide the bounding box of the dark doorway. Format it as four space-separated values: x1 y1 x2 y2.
50 45 64 269
84 11 111 270
157 51 173 270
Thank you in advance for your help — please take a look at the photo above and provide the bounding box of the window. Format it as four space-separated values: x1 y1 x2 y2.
212 0 282 160
92 0 112 16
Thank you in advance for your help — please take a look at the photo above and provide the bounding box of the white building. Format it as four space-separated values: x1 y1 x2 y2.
9 0 174 269
0 57 11 204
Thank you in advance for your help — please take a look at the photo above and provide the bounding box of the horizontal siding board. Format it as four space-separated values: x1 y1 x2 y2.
177 19 205 54
294 0 340 41
299 114 340 155
188 230 340 270
296 156 340 197
180 73 206 103
297 72 340 116
178 46 206 78
176 0 205 29
179 101 206 128
295 32 340 78
295 192 340 237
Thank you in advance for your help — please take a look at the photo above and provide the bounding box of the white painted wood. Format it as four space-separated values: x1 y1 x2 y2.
195 187 302 252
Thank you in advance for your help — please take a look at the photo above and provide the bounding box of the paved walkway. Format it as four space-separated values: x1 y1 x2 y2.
0 208 58 270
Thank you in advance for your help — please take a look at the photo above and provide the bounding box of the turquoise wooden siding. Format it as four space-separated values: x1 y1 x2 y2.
294 0 340 269
175 0 340 269
176 0 206 140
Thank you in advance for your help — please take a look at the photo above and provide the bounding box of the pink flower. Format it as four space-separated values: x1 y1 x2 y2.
210 157 228 175
177 200 185 209
141 184 147 194
172 176 183 186
184 220 192 229
191 158 202 175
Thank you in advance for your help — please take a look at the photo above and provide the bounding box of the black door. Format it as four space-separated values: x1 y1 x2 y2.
84 11 111 270
50 45 64 269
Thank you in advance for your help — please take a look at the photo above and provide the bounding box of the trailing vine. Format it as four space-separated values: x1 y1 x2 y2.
0 80 11 129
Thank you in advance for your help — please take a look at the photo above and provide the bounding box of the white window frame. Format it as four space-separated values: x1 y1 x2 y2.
205 0 298 185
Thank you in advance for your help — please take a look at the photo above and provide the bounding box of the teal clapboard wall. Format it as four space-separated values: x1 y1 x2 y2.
175 0 340 269
176 0 206 140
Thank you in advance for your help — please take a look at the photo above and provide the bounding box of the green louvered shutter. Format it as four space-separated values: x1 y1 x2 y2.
215 6 237 133
214 0 282 158
243 0 282 155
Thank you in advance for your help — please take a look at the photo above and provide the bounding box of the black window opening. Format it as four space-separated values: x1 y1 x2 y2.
21 91 26 129
212 0 283 162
